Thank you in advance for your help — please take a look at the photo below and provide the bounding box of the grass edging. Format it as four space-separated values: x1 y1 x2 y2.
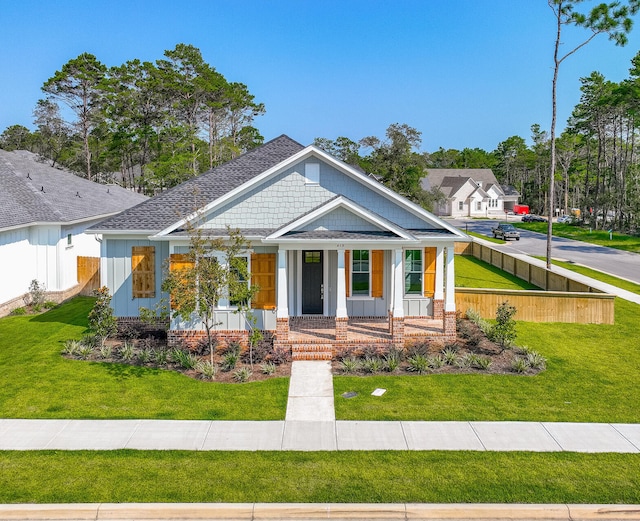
0 451 639 504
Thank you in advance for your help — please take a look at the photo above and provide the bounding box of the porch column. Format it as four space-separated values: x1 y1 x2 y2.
276 248 289 345
336 248 348 343
391 248 405 345
433 245 445 320
336 249 348 318
392 249 404 318
444 245 456 340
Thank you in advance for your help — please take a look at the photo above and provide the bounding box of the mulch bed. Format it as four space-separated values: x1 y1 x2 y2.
63 314 542 382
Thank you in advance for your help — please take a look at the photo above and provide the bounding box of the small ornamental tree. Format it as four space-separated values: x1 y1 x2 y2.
88 287 118 347
491 301 517 352
27 279 46 311
161 224 259 366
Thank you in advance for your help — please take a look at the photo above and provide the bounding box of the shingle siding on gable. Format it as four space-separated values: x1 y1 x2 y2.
202 163 334 229
201 160 433 232
300 207 380 232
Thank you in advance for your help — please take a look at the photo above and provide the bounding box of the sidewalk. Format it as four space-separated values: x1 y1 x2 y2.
1 417 639 452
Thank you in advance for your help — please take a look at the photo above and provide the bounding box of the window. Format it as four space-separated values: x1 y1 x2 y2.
404 250 422 294
229 256 249 307
304 251 321 263
351 250 370 296
489 198 499 208
67 234 72 246
475 201 482 211
458 201 464 211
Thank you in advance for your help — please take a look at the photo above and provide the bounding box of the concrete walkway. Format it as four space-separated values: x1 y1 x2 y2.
285 360 335 421
1 417 639 452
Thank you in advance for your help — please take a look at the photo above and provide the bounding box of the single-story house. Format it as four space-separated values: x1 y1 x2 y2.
88 135 469 358
0 149 147 315
423 169 520 218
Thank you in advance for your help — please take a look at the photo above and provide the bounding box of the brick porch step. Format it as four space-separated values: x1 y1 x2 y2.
291 343 334 361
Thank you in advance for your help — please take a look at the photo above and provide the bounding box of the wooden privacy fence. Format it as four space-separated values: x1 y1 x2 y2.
454 240 615 324
77 256 100 295
455 288 615 324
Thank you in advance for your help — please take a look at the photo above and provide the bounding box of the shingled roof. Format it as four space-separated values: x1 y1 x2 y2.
88 134 305 233
0 149 148 231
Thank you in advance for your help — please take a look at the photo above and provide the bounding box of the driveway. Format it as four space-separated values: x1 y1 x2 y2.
451 218 640 285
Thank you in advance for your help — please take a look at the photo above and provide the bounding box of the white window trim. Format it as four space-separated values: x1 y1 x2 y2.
349 249 371 298
211 251 252 310
403 248 425 298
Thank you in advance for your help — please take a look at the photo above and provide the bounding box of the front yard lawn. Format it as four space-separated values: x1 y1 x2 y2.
1 451 639 504
0 297 288 420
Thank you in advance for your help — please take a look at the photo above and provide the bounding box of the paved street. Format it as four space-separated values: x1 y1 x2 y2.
450 218 640 284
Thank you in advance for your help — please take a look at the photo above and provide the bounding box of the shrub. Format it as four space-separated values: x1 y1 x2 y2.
527 351 547 370
340 357 360 374
233 367 252 382
62 339 82 356
221 350 239 372
196 360 217 380
44 301 57 309
77 343 94 360
80 334 98 348
361 356 383 374
99 344 113 359
10 307 26 316
383 348 403 372
441 347 458 365
428 354 445 370
260 362 277 375
171 348 198 369
511 357 530 373
406 341 429 358
490 301 517 351
120 341 135 362
154 349 170 366
473 356 493 370
407 354 430 374
138 348 154 364
27 279 46 311
465 308 493 336
88 287 117 347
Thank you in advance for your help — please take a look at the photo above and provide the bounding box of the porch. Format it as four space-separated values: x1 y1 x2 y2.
282 315 454 360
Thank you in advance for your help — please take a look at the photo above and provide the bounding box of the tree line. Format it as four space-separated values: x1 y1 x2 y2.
0 44 264 193
3 45 640 231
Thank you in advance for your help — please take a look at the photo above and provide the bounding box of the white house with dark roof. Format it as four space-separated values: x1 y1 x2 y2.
89 135 470 357
423 169 520 218
0 149 147 315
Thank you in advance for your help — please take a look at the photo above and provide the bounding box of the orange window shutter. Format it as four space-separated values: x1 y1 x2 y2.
132 246 155 298
169 253 194 309
371 250 384 298
423 247 436 298
251 253 276 309
344 250 351 297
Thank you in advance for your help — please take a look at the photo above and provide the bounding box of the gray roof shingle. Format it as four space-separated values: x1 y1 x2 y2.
88 135 305 233
0 149 148 230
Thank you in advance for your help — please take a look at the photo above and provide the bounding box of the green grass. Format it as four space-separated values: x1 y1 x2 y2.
464 230 505 244
515 222 640 253
335 257 639 422
455 255 539 289
0 297 288 420
0 451 638 504
534 257 640 296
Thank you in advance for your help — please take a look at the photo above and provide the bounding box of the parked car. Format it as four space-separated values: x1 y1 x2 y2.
522 214 547 223
492 223 520 241
557 215 575 224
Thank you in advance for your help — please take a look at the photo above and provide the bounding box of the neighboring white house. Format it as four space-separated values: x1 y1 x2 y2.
423 169 520 218
88 135 470 357
0 149 147 315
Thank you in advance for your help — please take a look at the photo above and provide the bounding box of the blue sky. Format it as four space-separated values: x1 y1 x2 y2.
2 0 640 152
